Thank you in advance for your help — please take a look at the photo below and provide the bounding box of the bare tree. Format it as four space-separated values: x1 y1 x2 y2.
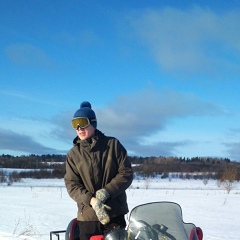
220 168 238 194
203 178 208 186
144 178 150 190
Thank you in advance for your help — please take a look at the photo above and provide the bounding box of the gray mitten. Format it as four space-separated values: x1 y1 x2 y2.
96 188 110 203
92 199 111 225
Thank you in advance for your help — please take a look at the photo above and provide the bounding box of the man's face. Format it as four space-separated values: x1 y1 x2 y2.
76 124 95 140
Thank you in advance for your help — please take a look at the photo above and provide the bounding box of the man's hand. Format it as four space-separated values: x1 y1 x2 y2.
91 198 111 225
96 188 110 203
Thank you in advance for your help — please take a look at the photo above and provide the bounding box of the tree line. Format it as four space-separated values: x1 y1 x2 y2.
131 156 239 178
0 154 240 183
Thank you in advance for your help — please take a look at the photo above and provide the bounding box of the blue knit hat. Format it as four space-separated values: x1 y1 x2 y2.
73 101 97 128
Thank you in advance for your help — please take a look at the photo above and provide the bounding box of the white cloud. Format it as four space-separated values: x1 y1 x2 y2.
125 7 240 76
94 88 227 156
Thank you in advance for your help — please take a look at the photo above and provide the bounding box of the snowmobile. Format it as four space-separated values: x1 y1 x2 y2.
50 201 203 240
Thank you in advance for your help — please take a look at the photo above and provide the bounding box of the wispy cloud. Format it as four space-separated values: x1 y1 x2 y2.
0 90 57 106
124 6 240 76
5 43 55 69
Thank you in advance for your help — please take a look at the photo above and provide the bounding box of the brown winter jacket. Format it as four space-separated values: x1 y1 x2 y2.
64 129 133 221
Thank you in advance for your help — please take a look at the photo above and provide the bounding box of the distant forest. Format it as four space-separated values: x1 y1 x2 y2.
0 154 240 182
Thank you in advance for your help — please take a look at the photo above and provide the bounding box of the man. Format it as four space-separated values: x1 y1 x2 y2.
64 101 133 240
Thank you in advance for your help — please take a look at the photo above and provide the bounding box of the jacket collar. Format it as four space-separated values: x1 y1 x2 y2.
72 129 104 146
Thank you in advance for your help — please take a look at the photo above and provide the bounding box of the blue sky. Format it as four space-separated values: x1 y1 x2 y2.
1 0 240 161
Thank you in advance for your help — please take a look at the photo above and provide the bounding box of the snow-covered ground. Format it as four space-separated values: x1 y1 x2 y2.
0 178 239 240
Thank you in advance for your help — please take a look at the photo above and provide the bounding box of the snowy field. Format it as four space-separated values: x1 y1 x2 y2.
0 178 239 240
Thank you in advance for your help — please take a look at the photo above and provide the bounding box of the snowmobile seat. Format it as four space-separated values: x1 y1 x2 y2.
65 218 80 240
65 218 104 240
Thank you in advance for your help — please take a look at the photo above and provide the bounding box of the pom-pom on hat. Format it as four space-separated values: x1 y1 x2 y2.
73 101 97 128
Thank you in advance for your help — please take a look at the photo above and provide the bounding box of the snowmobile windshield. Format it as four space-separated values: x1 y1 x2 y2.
127 202 198 240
